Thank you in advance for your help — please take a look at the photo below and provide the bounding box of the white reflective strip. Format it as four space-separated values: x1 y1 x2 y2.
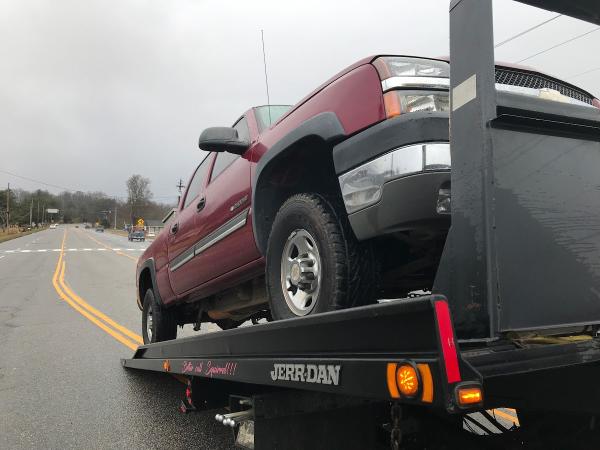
52 249 61 252
112 248 121 251
5 250 15 253
37 249 48 252
452 74 477 111
67 248 78 251
83 248 92 251
21 250 32 253
97 248 107 251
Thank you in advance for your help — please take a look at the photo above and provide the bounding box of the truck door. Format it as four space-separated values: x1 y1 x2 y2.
167 153 214 295
185 116 261 287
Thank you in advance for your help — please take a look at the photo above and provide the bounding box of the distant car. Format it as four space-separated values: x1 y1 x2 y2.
128 229 145 242
75 225 79 228
49 224 57 229
84 224 91 229
95 226 104 232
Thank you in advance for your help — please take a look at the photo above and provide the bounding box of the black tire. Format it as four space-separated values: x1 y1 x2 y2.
142 289 177 344
266 193 378 320
215 319 244 330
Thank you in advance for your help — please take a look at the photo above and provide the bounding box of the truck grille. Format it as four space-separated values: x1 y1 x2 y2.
495 68 593 105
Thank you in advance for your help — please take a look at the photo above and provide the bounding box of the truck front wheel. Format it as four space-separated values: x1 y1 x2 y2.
266 193 377 320
142 289 177 344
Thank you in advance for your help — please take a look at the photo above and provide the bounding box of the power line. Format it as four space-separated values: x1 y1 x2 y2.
0 168 178 200
515 27 600 64
567 66 600 80
495 14 562 48
0 168 77 192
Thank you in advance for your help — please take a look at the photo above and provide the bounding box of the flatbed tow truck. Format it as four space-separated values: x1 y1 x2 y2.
123 1 600 448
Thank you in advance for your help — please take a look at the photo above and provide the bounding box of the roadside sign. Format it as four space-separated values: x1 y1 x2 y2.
47 208 59 214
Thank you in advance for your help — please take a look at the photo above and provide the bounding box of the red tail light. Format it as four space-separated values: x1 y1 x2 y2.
185 380 194 407
434 300 461 384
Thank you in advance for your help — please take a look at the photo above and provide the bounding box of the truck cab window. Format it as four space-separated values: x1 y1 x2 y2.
233 117 250 143
210 152 239 182
183 155 211 208
208 117 248 182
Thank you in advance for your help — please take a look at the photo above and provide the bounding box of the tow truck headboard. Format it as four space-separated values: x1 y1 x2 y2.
434 0 600 339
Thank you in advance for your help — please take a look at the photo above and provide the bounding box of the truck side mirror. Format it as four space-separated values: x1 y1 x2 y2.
198 127 249 155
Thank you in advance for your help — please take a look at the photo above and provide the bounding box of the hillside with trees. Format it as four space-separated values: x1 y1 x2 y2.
0 175 174 229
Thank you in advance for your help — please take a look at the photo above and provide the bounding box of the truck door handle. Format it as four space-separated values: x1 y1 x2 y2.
171 222 179 234
196 197 206 212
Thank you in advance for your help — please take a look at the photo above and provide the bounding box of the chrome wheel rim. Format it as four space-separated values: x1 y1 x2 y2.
146 305 153 341
280 229 321 316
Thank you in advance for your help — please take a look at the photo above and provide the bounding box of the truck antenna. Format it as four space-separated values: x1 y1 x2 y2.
261 29 272 124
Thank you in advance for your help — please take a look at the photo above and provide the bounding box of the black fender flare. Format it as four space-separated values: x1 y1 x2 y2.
251 112 346 254
137 258 164 310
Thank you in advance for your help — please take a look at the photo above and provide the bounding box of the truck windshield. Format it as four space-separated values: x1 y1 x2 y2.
254 105 292 132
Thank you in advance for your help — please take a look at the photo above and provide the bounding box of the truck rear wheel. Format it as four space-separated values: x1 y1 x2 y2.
142 289 177 344
266 193 378 320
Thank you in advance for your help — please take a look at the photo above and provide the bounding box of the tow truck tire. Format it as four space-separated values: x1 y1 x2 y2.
266 193 377 320
142 289 177 344
215 319 243 330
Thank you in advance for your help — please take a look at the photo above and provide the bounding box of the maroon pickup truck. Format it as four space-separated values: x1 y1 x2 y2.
137 55 599 343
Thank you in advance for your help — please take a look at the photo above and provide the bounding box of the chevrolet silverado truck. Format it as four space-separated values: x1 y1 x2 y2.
136 55 599 343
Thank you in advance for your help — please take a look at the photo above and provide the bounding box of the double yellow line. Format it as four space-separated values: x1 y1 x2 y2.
52 229 143 351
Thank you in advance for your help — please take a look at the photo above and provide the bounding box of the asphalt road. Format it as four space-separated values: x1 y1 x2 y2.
1 226 522 449
0 226 234 449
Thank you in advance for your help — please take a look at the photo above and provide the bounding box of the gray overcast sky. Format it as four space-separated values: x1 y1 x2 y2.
1 0 598 203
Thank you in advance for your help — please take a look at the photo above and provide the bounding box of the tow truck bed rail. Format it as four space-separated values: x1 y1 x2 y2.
123 296 480 410
123 297 600 448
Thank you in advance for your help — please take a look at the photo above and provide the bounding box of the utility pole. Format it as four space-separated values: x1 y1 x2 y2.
29 196 33 226
176 178 185 205
37 198 40 225
114 198 118 229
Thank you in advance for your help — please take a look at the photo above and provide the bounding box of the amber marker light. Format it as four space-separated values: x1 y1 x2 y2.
456 386 483 407
383 91 402 118
417 363 434 403
396 364 419 397
163 359 171 372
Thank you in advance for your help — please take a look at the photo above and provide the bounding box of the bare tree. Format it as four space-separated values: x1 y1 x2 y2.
126 174 153 224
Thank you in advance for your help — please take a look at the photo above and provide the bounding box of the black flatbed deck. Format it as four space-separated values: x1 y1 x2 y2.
123 296 600 414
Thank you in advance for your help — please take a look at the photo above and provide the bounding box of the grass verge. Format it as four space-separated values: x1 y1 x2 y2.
0 227 48 244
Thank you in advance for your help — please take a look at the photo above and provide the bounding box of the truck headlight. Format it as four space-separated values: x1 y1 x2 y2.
339 143 450 213
383 91 450 118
